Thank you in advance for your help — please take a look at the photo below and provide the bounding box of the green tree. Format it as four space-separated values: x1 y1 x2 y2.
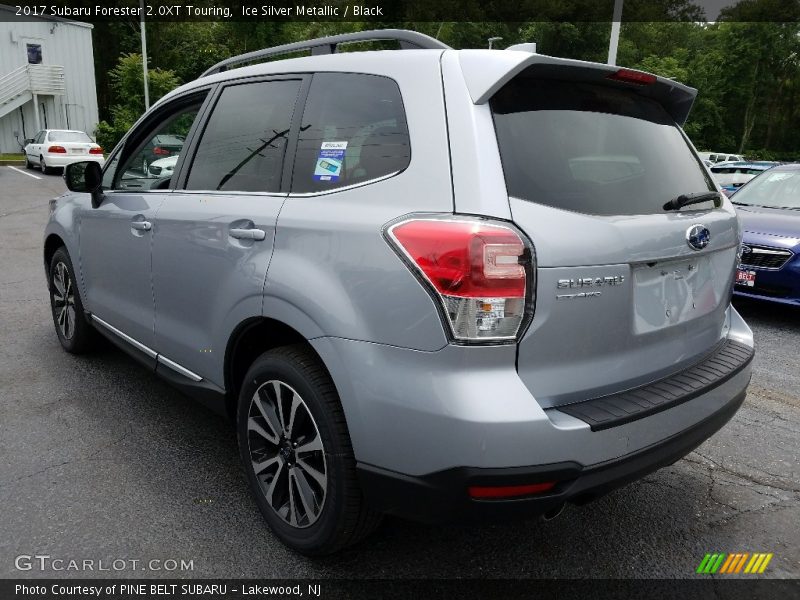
95 53 180 151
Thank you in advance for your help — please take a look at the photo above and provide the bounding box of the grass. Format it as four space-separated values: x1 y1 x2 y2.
0 153 24 161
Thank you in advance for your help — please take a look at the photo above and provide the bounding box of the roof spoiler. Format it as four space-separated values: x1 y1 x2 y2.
458 50 698 125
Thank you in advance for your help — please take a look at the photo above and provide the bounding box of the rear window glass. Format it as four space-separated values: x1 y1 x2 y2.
48 131 92 143
291 73 410 194
490 78 715 216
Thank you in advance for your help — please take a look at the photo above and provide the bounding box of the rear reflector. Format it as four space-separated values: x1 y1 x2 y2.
47 145 67 153
469 481 556 499
607 68 657 85
387 218 533 342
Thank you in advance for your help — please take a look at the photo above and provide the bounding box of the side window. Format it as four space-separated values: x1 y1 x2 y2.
111 97 205 192
291 73 410 194
35 131 45 144
185 80 300 192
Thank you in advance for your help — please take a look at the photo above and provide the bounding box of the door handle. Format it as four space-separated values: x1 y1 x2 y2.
230 228 266 241
131 220 152 231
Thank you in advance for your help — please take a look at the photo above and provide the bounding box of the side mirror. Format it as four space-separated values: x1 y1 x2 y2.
25 138 34 145
64 161 104 208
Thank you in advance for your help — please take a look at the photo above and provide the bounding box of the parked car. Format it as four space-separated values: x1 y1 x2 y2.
698 151 745 164
46 30 754 555
731 164 800 305
147 154 179 178
710 161 777 196
24 129 104 174
135 134 184 175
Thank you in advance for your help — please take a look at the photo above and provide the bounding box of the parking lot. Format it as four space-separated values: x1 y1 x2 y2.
0 165 798 579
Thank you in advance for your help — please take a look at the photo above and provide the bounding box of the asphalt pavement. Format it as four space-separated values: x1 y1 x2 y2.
0 164 798 579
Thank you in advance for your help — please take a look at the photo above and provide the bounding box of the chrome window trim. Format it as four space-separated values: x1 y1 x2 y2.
175 189 286 198
288 170 401 197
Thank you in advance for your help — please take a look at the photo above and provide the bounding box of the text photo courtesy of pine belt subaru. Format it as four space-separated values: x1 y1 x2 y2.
45 30 754 555
24 129 105 174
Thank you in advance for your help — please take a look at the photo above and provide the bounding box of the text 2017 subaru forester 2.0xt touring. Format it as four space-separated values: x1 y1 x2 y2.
46 30 754 555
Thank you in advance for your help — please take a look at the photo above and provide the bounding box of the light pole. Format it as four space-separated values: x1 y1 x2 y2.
140 0 150 111
488 37 503 50
607 0 623 66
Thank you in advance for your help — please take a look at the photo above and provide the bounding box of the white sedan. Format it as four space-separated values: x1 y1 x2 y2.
147 154 179 178
24 129 105 174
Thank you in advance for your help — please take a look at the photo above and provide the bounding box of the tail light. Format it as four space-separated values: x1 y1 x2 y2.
387 218 534 342
607 68 657 85
89 147 103 155
153 146 170 156
47 145 67 153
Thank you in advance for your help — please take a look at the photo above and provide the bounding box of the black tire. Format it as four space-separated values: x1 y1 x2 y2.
48 247 97 354
237 344 382 555
40 156 52 174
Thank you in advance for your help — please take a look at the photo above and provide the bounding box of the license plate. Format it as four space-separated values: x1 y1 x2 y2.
69 148 85 154
736 269 756 287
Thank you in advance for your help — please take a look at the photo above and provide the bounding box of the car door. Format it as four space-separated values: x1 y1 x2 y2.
28 130 45 164
151 77 305 386
77 92 210 360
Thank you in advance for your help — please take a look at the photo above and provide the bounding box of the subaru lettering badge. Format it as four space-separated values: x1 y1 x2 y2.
686 224 711 251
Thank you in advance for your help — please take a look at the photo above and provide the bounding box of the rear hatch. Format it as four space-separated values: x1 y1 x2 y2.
488 67 740 408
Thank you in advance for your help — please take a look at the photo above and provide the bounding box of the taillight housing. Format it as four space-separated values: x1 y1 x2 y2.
386 217 535 343
153 146 170 156
47 145 67 153
89 146 103 155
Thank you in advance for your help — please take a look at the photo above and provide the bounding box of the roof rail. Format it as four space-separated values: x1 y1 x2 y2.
199 29 451 78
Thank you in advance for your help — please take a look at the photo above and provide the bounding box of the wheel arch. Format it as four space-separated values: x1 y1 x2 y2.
43 233 66 275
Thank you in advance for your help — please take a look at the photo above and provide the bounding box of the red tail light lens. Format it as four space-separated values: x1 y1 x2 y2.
153 146 170 156
89 147 103 155
388 218 533 342
607 68 657 85
469 481 556 499
47 145 67 153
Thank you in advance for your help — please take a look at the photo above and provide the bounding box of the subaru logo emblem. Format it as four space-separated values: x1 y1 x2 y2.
741 245 752 254
686 224 710 251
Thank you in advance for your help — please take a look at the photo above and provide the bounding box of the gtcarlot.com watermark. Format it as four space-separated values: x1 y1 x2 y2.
15 554 194 572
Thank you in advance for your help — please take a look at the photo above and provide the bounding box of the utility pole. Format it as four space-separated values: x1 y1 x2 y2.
607 0 623 66
140 0 150 111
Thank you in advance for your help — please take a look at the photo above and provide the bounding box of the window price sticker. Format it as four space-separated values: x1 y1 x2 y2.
314 141 347 181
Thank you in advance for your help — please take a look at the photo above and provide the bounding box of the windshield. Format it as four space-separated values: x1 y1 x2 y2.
731 168 800 209
490 78 715 216
48 131 92 143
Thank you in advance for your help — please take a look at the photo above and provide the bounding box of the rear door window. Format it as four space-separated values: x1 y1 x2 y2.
490 78 715 216
186 79 301 192
290 73 410 194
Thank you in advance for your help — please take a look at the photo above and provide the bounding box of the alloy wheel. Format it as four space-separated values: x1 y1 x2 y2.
52 261 76 340
247 380 327 528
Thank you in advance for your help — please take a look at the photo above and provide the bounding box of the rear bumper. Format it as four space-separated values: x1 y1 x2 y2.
43 154 105 168
357 387 746 523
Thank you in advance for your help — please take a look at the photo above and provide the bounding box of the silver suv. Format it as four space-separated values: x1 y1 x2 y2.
46 30 754 555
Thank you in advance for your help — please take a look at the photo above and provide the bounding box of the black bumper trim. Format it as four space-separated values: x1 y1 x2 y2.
357 388 747 523
557 340 754 431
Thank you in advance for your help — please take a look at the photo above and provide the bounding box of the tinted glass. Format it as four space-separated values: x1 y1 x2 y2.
186 80 300 192
491 78 715 216
731 168 800 209
48 131 92 143
113 101 203 191
291 73 410 194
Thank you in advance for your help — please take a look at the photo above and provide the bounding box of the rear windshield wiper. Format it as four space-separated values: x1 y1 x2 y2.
663 191 721 211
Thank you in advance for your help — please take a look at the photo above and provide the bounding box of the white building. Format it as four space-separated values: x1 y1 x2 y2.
0 5 100 153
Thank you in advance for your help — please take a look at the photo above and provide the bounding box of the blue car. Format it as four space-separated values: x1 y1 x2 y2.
731 164 800 305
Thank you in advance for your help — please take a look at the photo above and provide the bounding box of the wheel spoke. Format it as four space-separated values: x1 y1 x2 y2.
293 468 319 522
65 306 75 338
265 461 285 508
248 417 279 445
53 267 65 295
296 435 323 455
273 381 288 433
52 291 64 305
252 455 281 477
254 390 282 442
286 392 301 438
287 471 299 526
296 457 326 489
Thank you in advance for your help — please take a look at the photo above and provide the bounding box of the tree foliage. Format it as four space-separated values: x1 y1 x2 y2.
90 0 800 158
